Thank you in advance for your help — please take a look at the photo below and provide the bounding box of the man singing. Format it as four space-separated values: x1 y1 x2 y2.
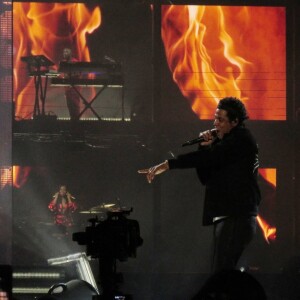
138 97 261 272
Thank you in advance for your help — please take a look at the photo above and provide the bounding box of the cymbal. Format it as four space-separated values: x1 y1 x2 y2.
90 203 116 210
79 203 116 214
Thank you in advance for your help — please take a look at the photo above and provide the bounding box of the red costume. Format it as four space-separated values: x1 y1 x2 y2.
48 197 77 227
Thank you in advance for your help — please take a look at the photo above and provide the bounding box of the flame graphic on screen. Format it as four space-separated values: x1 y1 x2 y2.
257 168 277 243
162 5 286 120
259 168 276 189
13 166 31 189
257 215 277 244
13 3 101 118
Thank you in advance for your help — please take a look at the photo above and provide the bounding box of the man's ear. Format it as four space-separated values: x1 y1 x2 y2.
231 118 239 127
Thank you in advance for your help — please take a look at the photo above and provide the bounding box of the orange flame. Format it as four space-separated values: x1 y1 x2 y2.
259 168 276 188
13 166 31 189
257 215 277 244
13 3 101 118
256 168 277 243
162 5 286 120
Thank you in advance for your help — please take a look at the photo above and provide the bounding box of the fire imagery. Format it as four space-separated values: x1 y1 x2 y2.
0 166 31 190
258 169 277 243
259 168 276 189
12 166 31 189
257 215 277 244
13 3 101 118
161 5 286 120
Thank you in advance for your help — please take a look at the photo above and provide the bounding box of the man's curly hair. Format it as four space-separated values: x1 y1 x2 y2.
217 97 249 125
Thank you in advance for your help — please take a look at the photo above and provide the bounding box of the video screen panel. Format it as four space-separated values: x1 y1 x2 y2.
13 2 152 120
13 4 286 121
161 5 286 120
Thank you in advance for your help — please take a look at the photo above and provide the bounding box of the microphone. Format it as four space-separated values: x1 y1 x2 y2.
182 128 218 147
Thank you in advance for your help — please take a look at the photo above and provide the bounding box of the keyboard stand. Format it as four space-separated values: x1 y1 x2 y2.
70 84 106 120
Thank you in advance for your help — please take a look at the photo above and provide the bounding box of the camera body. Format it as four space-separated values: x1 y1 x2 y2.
73 210 143 261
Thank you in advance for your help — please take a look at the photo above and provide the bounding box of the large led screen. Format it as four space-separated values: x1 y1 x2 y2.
13 4 286 121
13 2 152 120
161 5 286 120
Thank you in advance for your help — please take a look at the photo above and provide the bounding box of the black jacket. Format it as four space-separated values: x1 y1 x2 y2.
168 126 261 225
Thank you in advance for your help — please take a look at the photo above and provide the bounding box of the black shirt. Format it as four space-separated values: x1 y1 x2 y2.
168 126 261 225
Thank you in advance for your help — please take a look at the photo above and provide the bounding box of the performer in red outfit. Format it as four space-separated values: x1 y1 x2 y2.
62 48 81 120
48 185 77 234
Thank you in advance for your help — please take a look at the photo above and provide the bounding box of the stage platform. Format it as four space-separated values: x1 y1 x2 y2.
12 118 157 166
